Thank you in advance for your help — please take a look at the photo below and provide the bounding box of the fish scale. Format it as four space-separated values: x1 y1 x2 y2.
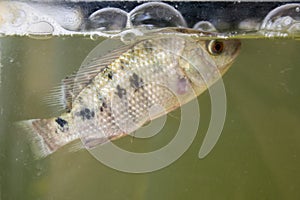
18 31 241 158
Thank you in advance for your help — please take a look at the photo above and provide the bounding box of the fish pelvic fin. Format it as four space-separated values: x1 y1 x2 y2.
16 115 77 158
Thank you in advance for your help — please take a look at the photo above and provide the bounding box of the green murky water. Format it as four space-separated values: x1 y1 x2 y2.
0 36 300 200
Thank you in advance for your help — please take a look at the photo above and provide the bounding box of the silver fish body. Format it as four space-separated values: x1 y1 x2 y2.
21 33 241 158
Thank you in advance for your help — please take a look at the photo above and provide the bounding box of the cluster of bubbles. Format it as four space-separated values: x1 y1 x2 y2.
260 3 300 37
0 1 300 38
0 1 87 37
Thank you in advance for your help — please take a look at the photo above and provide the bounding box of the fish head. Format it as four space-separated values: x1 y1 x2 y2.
205 39 241 74
182 38 241 89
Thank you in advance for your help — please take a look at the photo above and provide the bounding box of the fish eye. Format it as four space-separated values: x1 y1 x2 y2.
207 40 224 55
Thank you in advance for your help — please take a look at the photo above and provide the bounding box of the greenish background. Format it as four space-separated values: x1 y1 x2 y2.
0 37 300 200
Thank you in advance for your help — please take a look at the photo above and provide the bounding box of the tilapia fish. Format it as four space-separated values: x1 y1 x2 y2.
20 33 241 158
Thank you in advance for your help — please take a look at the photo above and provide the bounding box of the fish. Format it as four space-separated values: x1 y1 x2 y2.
18 31 241 158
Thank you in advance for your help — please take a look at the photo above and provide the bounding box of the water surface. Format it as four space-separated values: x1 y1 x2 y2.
0 36 300 199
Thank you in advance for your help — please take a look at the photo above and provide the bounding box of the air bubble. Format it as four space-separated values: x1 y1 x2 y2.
29 21 54 34
129 2 186 28
193 21 217 32
261 3 300 33
0 2 67 36
27 4 84 31
28 21 54 38
87 8 128 32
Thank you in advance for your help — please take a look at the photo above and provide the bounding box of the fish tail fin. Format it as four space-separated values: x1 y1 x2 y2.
16 116 75 159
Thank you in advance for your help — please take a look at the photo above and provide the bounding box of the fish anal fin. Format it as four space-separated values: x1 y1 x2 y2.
108 133 128 141
83 133 128 149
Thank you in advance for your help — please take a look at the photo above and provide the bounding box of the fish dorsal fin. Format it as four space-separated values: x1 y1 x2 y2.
61 39 133 110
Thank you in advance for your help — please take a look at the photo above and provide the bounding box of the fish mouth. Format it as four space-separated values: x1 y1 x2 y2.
229 40 241 62
225 39 242 67
218 40 241 75
232 40 242 59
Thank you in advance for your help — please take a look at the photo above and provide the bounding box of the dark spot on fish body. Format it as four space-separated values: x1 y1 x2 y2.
55 117 69 132
91 110 95 118
99 102 105 112
127 49 134 54
77 96 83 104
99 67 113 80
177 77 189 95
55 117 68 128
119 60 126 70
77 108 95 120
79 110 85 118
99 66 108 73
116 85 127 99
107 71 113 80
130 73 144 90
